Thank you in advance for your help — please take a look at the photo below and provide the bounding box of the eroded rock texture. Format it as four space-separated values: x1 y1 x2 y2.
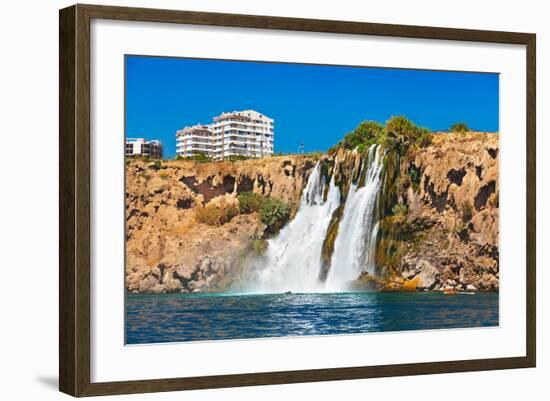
126 132 499 293
381 132 499 292
125 156 317 293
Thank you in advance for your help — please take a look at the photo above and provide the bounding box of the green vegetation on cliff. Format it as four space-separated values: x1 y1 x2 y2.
383 115 432 152
194 200 238 226
259 198 290 234
334 120 385 151
237 192 262 214
238 192 290 234
325 116 436 280
450 122 471 134
193 191 291 234
175 152 211 162
329 116 432 155
175 152 253 162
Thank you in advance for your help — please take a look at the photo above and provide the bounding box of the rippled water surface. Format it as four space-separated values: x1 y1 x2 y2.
126 292 498 344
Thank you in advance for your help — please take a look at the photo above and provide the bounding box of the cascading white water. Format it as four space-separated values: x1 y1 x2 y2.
325 145 384 291
248 145 384 294
251 163 341 293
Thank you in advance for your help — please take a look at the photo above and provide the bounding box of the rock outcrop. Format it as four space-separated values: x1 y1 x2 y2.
378 132 499 292
125 155 317 293
126 132 499 293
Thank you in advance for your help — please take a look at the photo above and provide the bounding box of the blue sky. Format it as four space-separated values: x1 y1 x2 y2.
125 55 499 158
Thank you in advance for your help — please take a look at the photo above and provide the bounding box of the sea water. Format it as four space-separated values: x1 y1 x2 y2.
125 291 498 344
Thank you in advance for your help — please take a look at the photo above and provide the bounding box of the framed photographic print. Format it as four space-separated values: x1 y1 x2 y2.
59 4 536 397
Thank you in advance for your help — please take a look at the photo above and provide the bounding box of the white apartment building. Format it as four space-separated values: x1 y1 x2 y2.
175 125 214 158
211 110 274 159
176 110 274 159
126 138 163 159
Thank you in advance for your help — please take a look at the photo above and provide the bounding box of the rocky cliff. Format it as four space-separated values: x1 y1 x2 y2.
371 132 499 292
125 156 317 293
126 132 499 293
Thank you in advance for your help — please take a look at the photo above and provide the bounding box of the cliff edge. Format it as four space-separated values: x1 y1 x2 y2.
125 132 499 293
375 132 499 292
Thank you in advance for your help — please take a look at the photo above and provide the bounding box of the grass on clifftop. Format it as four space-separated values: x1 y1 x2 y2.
173 152 323 163
174 152 257 163
449 122 471 134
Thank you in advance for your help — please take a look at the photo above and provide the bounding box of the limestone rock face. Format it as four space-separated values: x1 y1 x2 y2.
383 132 499 292
126 133 499 293
125 155 317 293
413 260 440 290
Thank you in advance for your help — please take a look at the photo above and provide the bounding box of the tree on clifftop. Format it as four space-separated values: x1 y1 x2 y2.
383 115 432 154
329 116 432 155
340 120 385 150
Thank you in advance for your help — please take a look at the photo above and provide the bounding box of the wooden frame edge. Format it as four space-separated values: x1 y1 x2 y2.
59 3 537 397
59 4 77 396
77 3 534 43
60 4 92 396
76 356 533 397
525 33 536 369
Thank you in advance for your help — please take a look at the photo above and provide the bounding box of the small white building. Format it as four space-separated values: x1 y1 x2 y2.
126 138 163 159
175 125 214 158
176 110 274 159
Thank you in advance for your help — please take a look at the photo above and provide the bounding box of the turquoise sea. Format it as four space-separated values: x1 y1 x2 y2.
125 291 499 344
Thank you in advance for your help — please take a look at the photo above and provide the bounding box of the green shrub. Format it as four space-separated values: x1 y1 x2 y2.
177 152 211 162
338 120 385 150
191 152 211 162
417 128 433 147
260 197 290 232
384 116 432 153
238 192 262 214
238 192 291 233
407 164 422 191
194 201 238 226
331 117 432 155
226 155 250 161
450 122 470 134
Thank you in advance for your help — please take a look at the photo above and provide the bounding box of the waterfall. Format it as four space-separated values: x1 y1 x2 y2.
325 145 384 291
251 163 341 293
248 145 384 294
